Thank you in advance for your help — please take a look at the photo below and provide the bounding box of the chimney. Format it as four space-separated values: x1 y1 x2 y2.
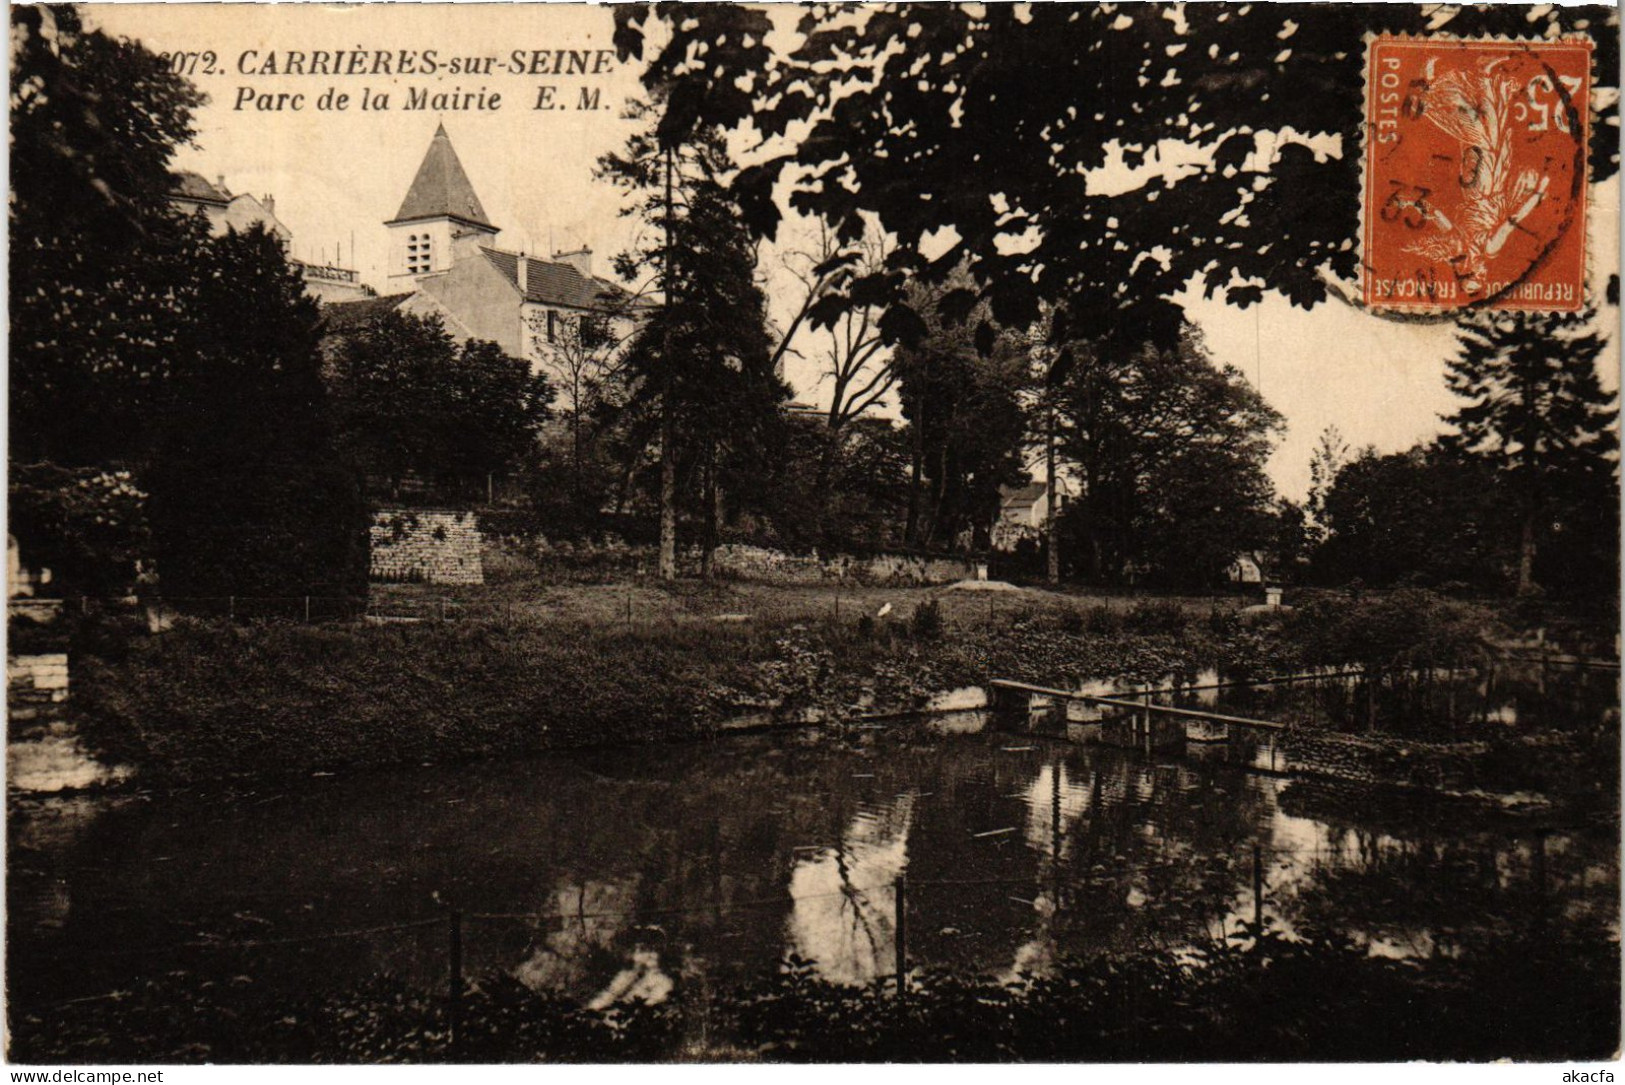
216 174 229 196
264 194 276 215
553 247 592 277
517 254 529 295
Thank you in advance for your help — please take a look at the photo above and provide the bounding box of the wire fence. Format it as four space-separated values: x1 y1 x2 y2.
16 585 1249 634
22 591 1625 667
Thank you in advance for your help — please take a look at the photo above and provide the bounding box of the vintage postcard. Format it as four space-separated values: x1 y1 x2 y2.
7 1 1620 1069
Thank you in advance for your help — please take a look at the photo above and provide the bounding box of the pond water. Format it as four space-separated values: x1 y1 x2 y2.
9 684 1619 1015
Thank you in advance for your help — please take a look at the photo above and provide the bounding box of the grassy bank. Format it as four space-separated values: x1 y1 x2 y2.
11 928 1617 1062
68 593 1230 784
63 583 1613 789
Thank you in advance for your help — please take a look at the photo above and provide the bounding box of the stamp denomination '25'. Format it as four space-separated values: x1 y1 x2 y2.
1363 35 1592 313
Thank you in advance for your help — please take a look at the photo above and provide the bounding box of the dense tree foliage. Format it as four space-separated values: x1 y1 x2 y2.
1442 310 1619 596
8 464 152 597
10 7 368 597
889 281 1030 551
604 3 1619 587
753 414 912 553
1055 329 1283 588
613 3 1617 351
1312 447 1509 590
10 4 205 465
1306 312 1620 602
326 310 553 502
144 226 368 598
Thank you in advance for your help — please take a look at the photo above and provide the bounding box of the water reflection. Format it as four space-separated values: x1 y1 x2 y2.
7 709 1618 1014
786 793 911 985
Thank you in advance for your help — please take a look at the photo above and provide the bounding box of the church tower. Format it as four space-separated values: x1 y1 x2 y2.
385 123 498 285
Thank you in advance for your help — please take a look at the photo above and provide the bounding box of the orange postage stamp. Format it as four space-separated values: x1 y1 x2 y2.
1362 35 1592 313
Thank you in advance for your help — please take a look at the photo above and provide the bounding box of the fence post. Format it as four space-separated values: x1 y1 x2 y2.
228 595 235 621
304 596 311 623
448 909 464 1053
894 875 907 996
1252 844 1264 929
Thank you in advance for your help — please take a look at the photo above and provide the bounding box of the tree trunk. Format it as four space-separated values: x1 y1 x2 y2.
569 376 583 507
924 443 950 550
811 430 838 542
1045 399 1060 586
1516 506 1537 596
905 421 924 547
700 448 719 579
659 406 677 580
658 145 678 582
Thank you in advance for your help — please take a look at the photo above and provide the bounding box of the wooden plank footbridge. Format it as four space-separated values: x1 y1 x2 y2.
986 674 1321 760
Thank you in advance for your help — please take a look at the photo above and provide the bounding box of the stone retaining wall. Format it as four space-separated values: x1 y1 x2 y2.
8 652 69 724
370 509 484 585
709 544 974 586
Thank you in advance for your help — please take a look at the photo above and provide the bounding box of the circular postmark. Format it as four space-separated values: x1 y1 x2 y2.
1360 34 1592 318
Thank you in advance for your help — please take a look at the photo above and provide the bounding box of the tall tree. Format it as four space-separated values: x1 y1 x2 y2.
11 6 370 598
778 221 898 434
527 305 631 513
9 4 206 465
145 226 368 597
889 279 1030 551
600 101 788 576
1313 446 1509 590
1055 328 1283 587
327 309 553 501
1442 310 1619 596
1305 425 1352 551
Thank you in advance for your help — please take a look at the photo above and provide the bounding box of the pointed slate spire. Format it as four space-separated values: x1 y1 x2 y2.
388 123 494 228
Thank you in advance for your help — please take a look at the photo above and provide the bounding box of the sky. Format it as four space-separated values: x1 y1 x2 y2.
87 3 1620 503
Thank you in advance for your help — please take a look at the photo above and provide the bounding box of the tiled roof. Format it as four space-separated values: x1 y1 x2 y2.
480 248 627 310
319 293 415 333
1001 482 1047 507
170 170 229 204
388 123 493 229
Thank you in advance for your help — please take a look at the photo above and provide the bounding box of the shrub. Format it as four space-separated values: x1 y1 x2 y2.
1082 604 1124 636
1285 588 1501 672
910 599 944 640
15 932 1616 1062
1124 598 1189 636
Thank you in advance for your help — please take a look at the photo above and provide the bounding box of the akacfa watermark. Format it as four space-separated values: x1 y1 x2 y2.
1562 1072 1615 1082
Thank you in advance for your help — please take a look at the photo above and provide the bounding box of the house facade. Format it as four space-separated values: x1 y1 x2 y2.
168 171 372 304
992 478 1075 552
169 170 292 242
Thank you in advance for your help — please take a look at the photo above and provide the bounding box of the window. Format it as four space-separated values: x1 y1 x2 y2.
578 314 606 349
546 310 557 343
406 233 432 274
